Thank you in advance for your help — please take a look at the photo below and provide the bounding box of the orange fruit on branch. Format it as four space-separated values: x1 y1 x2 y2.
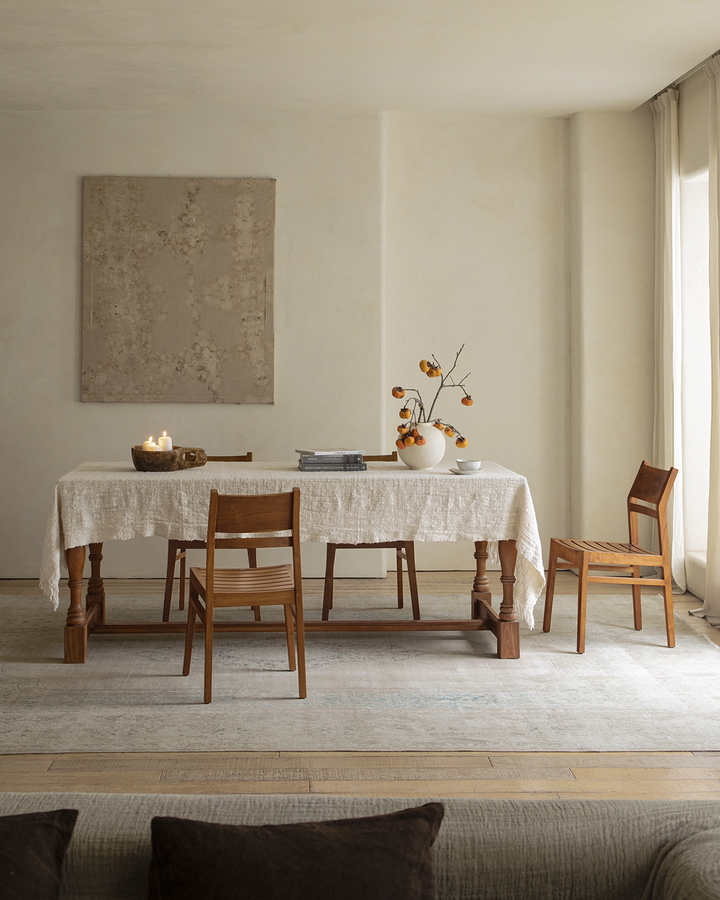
419 359 430 373
397 425 409 434
399 407 411 419
455 437 469 449
433 421 444 430
396 438 406 449
415 436 426 446
461 395 473 407
403 435 415 446
392 386 405 399
444 426 455 437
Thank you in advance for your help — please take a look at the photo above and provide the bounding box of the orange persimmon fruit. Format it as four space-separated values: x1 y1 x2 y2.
455 437 469 448
419 359 430 373
404 435 415 446
397 425 409 434
399 407 412 419
461 396 473 406
444 426 455 436
392 386 405 399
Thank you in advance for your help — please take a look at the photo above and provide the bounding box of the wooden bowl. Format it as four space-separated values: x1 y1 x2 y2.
131 446 207 472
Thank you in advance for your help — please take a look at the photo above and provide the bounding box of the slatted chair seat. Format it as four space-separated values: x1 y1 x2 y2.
550 539 670 569
190 564 296 599
542 461 678 653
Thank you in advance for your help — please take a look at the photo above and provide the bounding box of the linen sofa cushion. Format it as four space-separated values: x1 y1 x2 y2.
0 808 78 900
647 827 720 900
148 801 444 900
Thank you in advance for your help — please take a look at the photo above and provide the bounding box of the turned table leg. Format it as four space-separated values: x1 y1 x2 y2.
471 541 492 618
64 545 87 663
496 539 520 658
86 542 106 623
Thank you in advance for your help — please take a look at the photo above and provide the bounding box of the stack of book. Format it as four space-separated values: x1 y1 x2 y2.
296 449 367 472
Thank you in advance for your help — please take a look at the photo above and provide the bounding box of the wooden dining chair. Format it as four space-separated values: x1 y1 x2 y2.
321 451 421 621
183 487 306 703
542 461 678 653
162 452 254 621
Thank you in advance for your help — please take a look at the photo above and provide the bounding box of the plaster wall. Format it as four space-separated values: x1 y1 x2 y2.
384 115 569 568
568 109 656 538
0 110 384 578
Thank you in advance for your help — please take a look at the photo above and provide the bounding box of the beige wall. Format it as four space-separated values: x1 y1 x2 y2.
569 109 656 538
0 110 384 578
384 115 569 568
0 107 656 580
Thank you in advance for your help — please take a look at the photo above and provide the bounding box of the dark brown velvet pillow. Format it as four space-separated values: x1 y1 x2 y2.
148 802 444 900
0 808 79 900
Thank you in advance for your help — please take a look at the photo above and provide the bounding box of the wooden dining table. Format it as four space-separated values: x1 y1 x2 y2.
40 460 545 664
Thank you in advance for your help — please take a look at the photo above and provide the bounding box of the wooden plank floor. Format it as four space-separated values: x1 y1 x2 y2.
1 572 719 800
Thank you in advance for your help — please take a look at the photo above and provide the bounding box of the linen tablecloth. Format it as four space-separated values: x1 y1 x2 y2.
40 460 545 626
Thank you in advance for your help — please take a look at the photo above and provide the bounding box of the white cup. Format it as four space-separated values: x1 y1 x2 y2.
456 459 482 471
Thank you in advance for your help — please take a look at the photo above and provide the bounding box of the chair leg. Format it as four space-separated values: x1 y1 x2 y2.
182 588 199 676
178 553 186 611
203 603 214 704
322 544 336 620
404 542 421 620
662 568 676 648
542 545 559 633
576 557 589 654
163 541 179 622
295 599 307 699
248 549 261 621
632 566 642 630
395 548 404 609
284 605 296 671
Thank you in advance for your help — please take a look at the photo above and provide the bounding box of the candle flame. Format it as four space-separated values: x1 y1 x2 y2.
148 437 153 442
162 431 167 437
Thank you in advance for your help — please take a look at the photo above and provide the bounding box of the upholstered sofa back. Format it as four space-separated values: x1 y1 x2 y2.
2 792 720 899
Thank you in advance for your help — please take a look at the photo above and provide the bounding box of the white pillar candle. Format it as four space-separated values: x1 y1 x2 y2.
142 437 160 451
158 431 173 452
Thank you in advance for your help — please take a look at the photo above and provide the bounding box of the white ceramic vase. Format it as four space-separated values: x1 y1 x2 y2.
397 422 447 470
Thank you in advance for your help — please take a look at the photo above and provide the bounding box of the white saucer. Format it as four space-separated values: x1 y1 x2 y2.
449 467 483 475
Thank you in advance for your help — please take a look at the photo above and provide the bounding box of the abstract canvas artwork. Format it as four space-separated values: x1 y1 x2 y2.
81 176 275 403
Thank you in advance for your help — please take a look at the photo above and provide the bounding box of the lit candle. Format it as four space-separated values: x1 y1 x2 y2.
158 431 173 452
142 437 160 451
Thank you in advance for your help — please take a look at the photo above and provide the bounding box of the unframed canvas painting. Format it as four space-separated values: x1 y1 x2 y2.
81 176 275 403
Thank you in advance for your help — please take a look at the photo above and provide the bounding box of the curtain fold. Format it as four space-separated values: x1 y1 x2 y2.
650 88 686 592
700 57 720 622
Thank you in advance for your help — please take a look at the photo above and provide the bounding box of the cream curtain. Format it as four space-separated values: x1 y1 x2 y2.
650 88 686 592
699 57 720 623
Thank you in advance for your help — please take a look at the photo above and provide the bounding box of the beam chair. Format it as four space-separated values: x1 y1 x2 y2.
162 452 254 621
321 452 421 621
183 487 306 703
542 461 678 653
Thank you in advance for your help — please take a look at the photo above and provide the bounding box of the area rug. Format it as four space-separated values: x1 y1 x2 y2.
2 587 719 753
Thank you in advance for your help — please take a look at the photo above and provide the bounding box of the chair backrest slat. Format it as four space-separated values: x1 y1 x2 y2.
628 462 676 509
206 452 253 462
212 491 295 538
626 461 677 556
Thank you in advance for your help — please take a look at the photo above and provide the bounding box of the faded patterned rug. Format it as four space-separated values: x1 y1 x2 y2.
2 587 719 753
